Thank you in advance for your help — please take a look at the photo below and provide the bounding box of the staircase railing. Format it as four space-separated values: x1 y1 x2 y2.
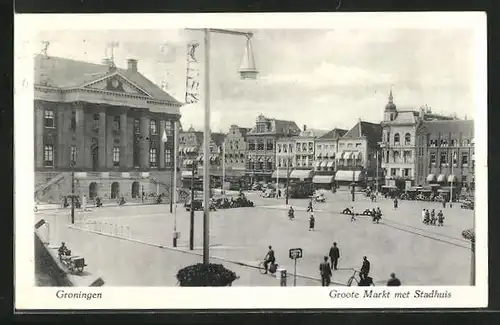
34 172 68 199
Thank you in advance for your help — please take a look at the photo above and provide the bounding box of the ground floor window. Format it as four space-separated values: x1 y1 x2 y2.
149 148 157 167
113 147 120 167
44 144 54 166
164 149 172 166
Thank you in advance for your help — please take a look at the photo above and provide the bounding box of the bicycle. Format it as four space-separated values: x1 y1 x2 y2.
346 268 375 286
258 260 277 275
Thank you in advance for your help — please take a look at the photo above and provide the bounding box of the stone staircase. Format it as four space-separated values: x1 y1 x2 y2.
34 172 68 201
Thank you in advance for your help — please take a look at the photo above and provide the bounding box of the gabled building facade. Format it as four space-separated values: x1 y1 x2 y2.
245 114 301 183
223 125 251 179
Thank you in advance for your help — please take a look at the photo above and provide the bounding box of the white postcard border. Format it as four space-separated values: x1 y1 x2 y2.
14 12 488 310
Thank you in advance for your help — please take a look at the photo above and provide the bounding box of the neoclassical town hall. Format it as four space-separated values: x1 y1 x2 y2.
34 54 182 203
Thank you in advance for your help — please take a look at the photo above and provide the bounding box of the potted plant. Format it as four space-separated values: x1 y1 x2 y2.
176 263 239 287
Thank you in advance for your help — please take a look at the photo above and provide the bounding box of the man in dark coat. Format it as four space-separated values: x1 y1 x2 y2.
329 242 340 270
387 273 401 286
319 256 332 286
360 256 370 280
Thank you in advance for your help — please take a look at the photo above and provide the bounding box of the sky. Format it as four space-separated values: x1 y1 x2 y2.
36 28 477 132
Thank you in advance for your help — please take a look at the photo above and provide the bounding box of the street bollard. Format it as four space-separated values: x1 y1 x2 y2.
278 268 287 287
126 226 131 238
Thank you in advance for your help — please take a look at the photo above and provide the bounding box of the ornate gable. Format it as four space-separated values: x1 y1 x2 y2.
83 73 152 97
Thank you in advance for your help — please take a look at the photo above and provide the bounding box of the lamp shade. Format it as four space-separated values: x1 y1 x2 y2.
239 37 258 80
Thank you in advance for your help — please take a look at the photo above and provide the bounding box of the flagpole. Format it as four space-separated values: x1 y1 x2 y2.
450 151 454 206
173 122 178 247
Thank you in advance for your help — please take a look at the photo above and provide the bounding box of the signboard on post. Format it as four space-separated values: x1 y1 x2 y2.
289 248 303 259
289 248 303 286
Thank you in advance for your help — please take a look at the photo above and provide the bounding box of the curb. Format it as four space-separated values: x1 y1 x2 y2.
67 225 346 286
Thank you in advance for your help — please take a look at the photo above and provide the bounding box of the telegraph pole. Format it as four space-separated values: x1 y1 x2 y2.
351 170 355 202
189 161 196 250
71 161 75 224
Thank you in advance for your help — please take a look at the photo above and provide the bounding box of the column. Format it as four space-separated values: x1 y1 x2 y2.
98 111 107 169
120 112 128 169
56 107 66 168
140 116 150 169
75 104 85 168
159 120 165 168
35 107 44 169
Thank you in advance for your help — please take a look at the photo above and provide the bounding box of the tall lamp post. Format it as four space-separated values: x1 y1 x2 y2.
186 28 258 264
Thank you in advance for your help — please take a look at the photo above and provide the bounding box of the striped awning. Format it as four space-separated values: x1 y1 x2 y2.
448 174 457 183
437 174 447 183
314 161 321 168
426 174 436 182
258 157 264 163
326 161 334 168
183 159 193 166
181 147 197 154
318 162 325 168
335 170 364 182
289 169 313 179
271 169 290 179
209 156 216 162
196 156 203 162
340 152 347 159
312 175 335 184
181 171 194 178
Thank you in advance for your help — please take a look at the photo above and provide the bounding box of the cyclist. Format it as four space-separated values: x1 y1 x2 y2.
263 245 276 274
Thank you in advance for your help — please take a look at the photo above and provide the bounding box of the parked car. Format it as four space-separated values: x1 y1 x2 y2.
461 200 474 210
185 199 203 211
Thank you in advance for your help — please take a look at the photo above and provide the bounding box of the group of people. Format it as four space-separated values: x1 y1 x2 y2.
421 208 445 226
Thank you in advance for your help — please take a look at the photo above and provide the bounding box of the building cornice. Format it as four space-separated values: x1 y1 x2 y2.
34 84 182 107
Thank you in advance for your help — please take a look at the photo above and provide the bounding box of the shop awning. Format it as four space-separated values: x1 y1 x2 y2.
181 171 195 178
258 157 264 162
314 161 321 168
248 157 254 163
271 169 290 179
182 147 196 154
437 174 447 182
317 154 322 159
196 156 203 162
335 170 364 182
319 162 325 168
426 174 436 182
267 158 273 162
438 188 450 193
352 152 360 160
326 161 334 168
448 174 457 183
313 175 335 184
210 156 217 162
289 170 313 179
183 159 193 166
330 153 336 158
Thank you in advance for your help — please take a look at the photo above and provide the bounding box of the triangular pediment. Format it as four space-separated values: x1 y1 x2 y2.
83 73 152 97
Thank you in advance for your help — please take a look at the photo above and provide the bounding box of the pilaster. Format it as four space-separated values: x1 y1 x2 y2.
98 111 107 169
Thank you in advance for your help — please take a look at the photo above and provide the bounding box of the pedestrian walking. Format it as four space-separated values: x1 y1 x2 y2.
421 209 426 224
307 199 314 212
309 214 315 231
438 210 444 226
424 209 430 225
329 242 340 270
442 198 446 208
431 209 436 225
387 273 401 286
319 256 332 286
360 256 370 280
393 197 398 209
350 206 356 222
82 194 88 212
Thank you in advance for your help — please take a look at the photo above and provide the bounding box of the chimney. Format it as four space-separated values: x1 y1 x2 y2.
127 59 138 72
303 124 307 131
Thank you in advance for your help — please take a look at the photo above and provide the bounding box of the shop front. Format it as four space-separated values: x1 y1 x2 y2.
335 170 365 190
312 174 335 190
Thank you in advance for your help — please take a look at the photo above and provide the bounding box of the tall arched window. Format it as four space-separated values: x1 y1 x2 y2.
404 133 411 145
394 133 400 144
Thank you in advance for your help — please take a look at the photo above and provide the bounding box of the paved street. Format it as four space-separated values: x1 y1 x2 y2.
36 190 474 286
